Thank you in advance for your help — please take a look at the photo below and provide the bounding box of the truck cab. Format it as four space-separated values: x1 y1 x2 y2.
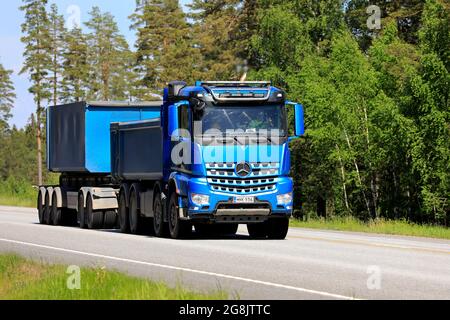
162 81 305 239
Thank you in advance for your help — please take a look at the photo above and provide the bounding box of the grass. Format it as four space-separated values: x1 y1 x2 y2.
0 195 35 208
0 254 228 300
291 216 450 240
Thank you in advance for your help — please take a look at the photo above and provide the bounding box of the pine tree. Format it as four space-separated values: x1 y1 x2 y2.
19 0 51 186
130 0 200 98
85 7 130 101
0 62 16 125
48 3 66 106
61 27 89 103
188 0 242 80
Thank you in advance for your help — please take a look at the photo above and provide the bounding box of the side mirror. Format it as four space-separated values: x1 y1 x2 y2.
286 101 305 140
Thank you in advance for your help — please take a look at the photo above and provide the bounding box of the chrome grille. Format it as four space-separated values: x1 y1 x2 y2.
206 163 279 194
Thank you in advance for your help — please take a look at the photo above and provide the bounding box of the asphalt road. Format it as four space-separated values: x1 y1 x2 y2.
0 205 449 300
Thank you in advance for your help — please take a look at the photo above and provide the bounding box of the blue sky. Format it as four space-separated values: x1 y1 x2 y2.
0 0 190 128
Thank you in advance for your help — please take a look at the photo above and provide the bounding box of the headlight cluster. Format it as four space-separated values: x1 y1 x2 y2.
277 193 293 205
191 193 210 206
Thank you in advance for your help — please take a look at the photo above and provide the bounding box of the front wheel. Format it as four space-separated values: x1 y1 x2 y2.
247 223 268 239
168 193 191 239
267 218 289 240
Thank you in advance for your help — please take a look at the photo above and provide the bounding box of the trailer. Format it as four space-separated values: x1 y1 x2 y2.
39 101 161 228
39 81 304 240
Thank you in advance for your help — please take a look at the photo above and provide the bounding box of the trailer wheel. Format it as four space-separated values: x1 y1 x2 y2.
78 193 87 229
37 191 45 224
118 192 129 233
129 190 143 235
51 193 63 226
86 195 103 230
44 192 52 225
104 210 117 229
247 223 268 239
153 193 168 238
266 218 289 240
168 193 191 239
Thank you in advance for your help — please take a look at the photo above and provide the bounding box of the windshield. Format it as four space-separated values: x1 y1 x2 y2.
196 105 287 137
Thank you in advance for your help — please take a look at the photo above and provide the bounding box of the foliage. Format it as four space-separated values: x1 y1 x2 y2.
0 254 228 300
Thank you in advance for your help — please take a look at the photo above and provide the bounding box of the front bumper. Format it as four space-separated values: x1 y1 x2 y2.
185 177 294 222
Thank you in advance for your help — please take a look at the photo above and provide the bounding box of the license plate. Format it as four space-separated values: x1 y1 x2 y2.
233 196 255 204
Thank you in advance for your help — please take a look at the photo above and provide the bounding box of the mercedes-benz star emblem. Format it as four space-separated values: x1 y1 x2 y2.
236 162 252 177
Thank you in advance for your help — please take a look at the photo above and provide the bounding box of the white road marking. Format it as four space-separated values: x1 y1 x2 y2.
0 238 359 300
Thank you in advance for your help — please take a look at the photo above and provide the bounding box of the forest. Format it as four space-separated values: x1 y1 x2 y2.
0 0 448 225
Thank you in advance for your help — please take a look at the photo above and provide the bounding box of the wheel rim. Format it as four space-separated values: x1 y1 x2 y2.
169 201 177 231
130 193 137 231
154 198 162 232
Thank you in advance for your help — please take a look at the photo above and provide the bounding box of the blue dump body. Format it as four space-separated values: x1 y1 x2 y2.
47 101 161 174
110 119 164 181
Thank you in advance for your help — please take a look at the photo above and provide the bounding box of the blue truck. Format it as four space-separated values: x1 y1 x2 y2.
38 81 304 239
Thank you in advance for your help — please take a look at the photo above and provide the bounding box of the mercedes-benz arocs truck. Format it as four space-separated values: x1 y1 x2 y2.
38 81 305 239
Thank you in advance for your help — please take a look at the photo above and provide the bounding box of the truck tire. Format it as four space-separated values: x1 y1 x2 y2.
129 190 143 235
153 193 168 238
44 192 52 225
168 193 191 239
104 210 117 229
118 192 129 233
78 193 87 229
37 191 45 224
267 218 289 240
51 193 63 226
247 223 268 239
86 195 103 230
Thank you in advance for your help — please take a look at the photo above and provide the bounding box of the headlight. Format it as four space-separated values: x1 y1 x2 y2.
277 193 293 205
191 193 210 206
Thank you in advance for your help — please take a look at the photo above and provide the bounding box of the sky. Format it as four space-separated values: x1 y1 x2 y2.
0 0 190 128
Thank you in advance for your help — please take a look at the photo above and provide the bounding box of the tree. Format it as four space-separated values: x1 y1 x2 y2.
20 0 51 186
85 7 131 101
345 0 426 51
189 0 242 80
130 0 201 98
48 3 66 106
61 27 89 103
0 62 16 125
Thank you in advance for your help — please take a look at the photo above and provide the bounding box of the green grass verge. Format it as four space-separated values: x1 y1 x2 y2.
291 216 450 240
0 195 35 208
0 254 228 300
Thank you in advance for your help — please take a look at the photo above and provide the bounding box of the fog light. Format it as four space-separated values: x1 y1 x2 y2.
277 193 293 205
191 194 210 206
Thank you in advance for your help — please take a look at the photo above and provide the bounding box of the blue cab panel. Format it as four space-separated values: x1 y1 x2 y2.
47 101 161 174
